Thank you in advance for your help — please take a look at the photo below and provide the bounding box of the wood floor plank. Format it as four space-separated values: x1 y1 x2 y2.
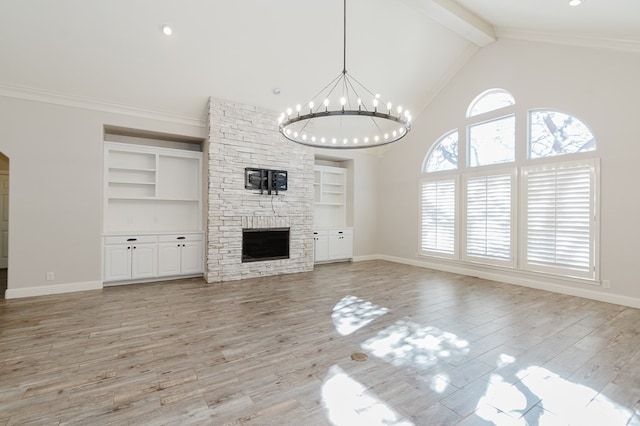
1 261 639 424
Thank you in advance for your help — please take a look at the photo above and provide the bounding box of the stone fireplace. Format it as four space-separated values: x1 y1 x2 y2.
205 97 314 282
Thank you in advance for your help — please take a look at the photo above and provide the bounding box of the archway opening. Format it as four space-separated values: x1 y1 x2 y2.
0 151 8 298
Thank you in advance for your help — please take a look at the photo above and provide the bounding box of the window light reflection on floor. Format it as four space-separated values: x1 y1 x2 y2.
475 367 633 425
321 365 414 426
332 295 389 336
361 319 470 369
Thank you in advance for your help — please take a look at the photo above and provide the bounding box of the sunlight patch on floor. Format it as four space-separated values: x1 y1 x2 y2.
332 295 389 336
321 365 413 426
361 319 469 369
474 366 633 425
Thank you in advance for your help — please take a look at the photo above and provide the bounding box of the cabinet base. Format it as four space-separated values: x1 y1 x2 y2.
314 258 352 265
103 274 203 287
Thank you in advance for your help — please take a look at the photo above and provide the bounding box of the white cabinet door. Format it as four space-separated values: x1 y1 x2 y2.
104 245 132 282
314 232 329 262
336 231 353 259
131 244 157 279
328 229 353 260
158 235 203 276
181 241 203 274
158 242 181 277
104 233 203 282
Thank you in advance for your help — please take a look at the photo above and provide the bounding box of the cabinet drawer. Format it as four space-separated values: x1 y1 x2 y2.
158 233 203 243
327 228 353 237
104 235 158 245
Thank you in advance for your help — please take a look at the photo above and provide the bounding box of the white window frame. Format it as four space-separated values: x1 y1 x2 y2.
462 167 517 268
527 109 597 160
466 88 516 118
419 175 459 259
467 114 517 168
421 129 459 173
420 89 600 284
519 159 600 280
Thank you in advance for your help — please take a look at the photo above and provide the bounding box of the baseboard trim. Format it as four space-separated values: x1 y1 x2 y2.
103 274 202 287
4 280 103 299
351 255 380 262
356 254 640 309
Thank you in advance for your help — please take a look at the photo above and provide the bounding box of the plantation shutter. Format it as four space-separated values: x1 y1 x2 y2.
465 173 513 264
523 161 595 279
421 179 456 256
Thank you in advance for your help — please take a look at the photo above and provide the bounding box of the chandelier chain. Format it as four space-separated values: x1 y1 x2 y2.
343 0 347 74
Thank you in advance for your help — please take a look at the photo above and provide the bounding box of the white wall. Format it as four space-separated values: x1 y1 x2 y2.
0 96 205 297
378 39 640 306
313 148 381 258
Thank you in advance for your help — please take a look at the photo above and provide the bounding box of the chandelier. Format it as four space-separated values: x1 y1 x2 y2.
278 0 412 149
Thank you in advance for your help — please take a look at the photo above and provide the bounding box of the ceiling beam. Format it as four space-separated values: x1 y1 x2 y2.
402 0 496 47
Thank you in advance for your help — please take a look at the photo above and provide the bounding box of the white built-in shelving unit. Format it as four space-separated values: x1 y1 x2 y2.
104 142 202 234
103 142 204 284
313 164 353 263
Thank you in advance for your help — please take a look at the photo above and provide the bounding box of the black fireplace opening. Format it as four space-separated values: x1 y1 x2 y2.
242 228 290 263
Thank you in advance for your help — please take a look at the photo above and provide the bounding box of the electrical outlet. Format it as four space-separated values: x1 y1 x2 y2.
602 280 610 289
46 272 54 281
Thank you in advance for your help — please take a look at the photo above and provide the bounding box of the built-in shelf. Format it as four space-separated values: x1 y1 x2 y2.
103 142 203 234
314 164 347 228
314 166 345 206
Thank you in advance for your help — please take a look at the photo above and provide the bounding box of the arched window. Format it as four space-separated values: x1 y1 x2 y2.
421 90 599 281
422 130 458 172
466 89 515 117
529 110 596 159
469 116 515 167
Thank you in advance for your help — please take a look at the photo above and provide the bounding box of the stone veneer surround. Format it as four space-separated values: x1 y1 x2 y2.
206 97 314 282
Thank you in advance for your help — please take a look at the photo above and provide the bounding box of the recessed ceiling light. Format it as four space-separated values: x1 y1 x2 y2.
161 24 173 36
569 0 582 6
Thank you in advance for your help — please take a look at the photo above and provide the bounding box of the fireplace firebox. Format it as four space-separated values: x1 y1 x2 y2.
242 228 290 262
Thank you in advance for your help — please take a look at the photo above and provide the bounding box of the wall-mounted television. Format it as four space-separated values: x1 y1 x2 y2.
244 168 287 195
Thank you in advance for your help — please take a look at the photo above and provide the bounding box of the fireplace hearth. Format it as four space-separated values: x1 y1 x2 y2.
242 228 290 263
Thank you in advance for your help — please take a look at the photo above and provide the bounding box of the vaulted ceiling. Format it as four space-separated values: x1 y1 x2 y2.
1 0 639 122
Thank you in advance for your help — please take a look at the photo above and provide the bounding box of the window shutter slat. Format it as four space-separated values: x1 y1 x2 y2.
421 179 456 255
465 173 512 262
524 163 594 277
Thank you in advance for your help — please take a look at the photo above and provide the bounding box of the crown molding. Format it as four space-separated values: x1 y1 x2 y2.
496 28 640 54
0 82 206 128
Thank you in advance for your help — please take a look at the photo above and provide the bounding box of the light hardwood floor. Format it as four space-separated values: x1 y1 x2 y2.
1 261 639 425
